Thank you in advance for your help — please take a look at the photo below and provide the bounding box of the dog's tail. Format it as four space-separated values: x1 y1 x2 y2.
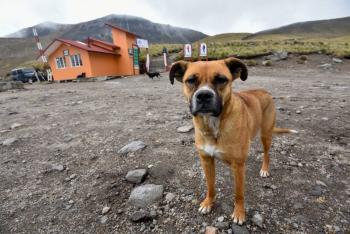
273 127 298 134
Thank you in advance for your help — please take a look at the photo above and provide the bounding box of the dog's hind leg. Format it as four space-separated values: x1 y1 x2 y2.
260 103 275 177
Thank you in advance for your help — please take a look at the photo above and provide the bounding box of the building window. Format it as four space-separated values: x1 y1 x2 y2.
70 54 83 67
55 57 66 69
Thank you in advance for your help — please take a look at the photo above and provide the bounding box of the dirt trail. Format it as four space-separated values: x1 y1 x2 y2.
0 55 349 233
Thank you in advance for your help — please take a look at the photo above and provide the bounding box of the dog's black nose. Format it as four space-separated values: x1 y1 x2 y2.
196 91 214 103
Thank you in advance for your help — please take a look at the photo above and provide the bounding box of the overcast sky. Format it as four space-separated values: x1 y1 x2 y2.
1 0 349 36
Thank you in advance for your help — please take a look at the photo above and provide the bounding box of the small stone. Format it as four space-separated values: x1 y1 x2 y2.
316 180 327 187
69 174 77 180
310 185 323 196
217 216 224 222
2 137 18 146
216 221 229 229
68 200 74 204
177 125 194 133
148 164 154 169
118 140 146 154
10 123 22 129
100 215 108 224
125 169 147 184
128 184 164 208
293 203 304 210
252 213 264 228
205 226 218 234
322 117 329 121
262 60 272 66
332 58 343 63
63 134 74 143
102 206 110 215
51 164 65 172
150 210 157 218
296 110 301 114
130 210 152 222
298 163 303 167
319 63 332 70
231 224 249 234
165 193 176 202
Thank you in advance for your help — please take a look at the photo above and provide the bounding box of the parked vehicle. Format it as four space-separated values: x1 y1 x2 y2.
10 68 45 83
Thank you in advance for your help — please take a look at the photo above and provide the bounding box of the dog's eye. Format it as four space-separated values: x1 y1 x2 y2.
186 76 197 85
213 75 228 85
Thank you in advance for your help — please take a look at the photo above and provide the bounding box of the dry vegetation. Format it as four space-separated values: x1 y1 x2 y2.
141 34 350 61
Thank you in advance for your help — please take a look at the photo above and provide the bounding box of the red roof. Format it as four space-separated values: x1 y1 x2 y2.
56 38 116 54
105 23 140 37
87 37 120 49
38 38 119 60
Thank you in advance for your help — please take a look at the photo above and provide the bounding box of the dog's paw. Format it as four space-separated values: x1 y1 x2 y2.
260 169 269 178
198 199 214 214
231 207 246 225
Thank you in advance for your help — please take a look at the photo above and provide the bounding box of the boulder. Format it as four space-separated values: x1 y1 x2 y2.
128 184 164 208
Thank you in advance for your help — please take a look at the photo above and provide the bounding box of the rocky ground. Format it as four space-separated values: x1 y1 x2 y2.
0 54 349 234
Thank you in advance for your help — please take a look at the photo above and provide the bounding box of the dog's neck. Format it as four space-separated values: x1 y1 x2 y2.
194 114 221 139
193 93 236 140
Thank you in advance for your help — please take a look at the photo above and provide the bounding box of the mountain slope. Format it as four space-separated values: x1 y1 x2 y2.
6 21 72 38
244 16 350 40
6 14 207 44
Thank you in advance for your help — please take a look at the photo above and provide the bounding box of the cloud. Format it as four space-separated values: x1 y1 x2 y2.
0 0 349 36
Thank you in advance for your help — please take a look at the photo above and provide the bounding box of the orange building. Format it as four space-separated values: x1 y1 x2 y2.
41 24 140 81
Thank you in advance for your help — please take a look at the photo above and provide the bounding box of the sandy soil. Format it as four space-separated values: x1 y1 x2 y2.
0 55 349 234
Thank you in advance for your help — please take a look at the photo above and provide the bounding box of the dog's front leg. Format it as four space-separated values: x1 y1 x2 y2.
198 154 216 214
231 162 246 225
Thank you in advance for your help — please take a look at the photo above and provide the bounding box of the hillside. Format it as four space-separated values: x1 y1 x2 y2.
244 16 350 40
199 33 251 43
6 14 207 44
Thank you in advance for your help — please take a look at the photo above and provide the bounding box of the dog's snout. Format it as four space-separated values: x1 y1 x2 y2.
196 91 214 103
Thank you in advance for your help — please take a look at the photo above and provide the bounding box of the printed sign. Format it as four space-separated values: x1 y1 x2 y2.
184 44 192 58
136 38 149 48
63 49 69 56
199 43 207 57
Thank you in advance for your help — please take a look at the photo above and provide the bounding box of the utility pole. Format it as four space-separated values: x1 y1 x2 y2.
32 28 52 81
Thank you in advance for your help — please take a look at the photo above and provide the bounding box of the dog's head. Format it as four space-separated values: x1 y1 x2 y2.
169 58 248 117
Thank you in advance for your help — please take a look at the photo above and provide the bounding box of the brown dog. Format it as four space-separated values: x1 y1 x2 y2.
169 58 297 225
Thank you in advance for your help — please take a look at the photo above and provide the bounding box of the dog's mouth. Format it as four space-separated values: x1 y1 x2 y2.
190 100 222 117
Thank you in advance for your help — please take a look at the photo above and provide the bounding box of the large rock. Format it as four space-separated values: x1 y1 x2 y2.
252 213 264 228
177 125 194 133
231 224 249 234
125 169 147 184
205 226 218 234
128 184 164 208
118 140 146 154
266 51 288 61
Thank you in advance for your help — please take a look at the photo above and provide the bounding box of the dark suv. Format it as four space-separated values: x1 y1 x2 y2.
11 68 40 83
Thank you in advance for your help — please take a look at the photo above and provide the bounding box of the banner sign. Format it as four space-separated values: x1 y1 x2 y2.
133 48 139 69
136 38 149 48
184 44 192 58
199 43 207 57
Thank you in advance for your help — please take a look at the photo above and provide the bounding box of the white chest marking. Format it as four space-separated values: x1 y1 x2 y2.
199 145 222 158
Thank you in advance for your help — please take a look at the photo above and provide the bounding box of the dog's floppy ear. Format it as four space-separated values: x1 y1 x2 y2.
224 57 248 81
169 61 188 85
